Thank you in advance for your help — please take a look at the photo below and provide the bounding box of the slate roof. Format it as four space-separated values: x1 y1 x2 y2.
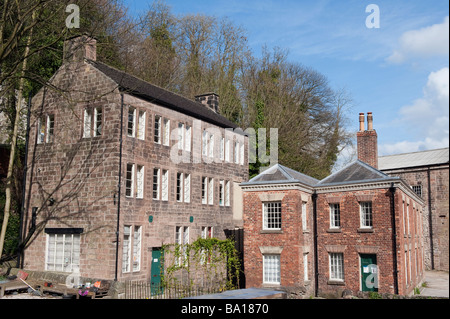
87 60 238 129
378 147 449 170
317 160 398 186
241 164 319 187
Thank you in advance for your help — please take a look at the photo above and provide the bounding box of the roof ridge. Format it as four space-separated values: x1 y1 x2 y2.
379 147 449 158
86 59 238 129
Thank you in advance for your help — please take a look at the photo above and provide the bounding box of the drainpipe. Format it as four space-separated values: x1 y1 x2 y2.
389 183 399 295
312 191 319 297
114 93 124 281
427 168 434 270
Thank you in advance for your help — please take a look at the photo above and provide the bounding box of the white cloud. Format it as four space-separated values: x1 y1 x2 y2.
379 67 449 155
387 16 449 63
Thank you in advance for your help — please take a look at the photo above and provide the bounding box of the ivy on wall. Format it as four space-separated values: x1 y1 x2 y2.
161 237 241 292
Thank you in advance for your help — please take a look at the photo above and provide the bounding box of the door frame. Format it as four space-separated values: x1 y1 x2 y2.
360 253 378 292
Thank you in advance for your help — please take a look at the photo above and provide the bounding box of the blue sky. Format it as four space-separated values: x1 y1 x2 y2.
123 0 449 161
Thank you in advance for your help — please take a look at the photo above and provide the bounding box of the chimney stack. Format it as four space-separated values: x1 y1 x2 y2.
357 112 378 169
195 93 219 113
63 34 97 63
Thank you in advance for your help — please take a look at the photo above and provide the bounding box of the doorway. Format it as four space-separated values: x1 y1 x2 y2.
150 248 163 295
360 254 378 292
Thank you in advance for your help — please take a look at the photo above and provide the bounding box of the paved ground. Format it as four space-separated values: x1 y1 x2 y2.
420 271 449 298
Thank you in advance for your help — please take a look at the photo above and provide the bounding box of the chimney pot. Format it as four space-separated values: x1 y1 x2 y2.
367 112 373 131
359 113 365 131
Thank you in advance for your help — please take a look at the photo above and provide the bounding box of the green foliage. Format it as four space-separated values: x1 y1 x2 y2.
161 237 240 292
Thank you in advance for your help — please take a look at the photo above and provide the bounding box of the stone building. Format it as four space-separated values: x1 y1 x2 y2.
241 113 425 297
379 148 449 271
21 35 248 284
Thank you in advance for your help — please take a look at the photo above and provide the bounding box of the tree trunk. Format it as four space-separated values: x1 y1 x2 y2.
0 12 34 259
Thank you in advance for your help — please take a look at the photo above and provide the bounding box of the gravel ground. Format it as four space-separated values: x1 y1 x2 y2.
1 291 64 299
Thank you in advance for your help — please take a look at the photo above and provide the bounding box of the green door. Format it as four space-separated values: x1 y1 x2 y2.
360 254 378 292
150 248 163 295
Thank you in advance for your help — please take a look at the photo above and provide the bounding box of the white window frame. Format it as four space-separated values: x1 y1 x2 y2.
303 253 309 281
176 172 183 202
83 108 92 138
240 142 244 165
185 124 191 152
329 253 344 281
263 254 281 285
263 202 282 230
225 138 230 162
137 110 146 140
125 163 135 198
154 115 161 144
45 233 80 272
161 169 169 201
202 177 207 205
330 203 340 229
209 133 214 158
220 137 225 161
127 107 136 138
175 226 189 266
202 130 208 157
360 202 373 229
132 226 142 272
122 225 131 273
136 165 144 199
184 173 190 203
163 118 170 146
47 115 55 142
38 115 55 144
234 141 239 164
219 180 225 206
93 107 102 137
302 202 307 231
178 122 185 150
208 177 214 205
201 226 213 264
153 168 160 200
225 181 230 206
122 225 142 273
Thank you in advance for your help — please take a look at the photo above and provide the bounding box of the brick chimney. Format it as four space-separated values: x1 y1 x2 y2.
195 93 219 113
357 112 378 169
63 34 97 63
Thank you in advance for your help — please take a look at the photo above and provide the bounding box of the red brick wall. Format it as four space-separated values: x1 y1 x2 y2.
357 130 378 169
243 189 314 296
316 187 424 296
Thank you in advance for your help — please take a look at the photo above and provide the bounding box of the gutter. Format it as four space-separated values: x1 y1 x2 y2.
114 93 124 281
427 168 435 270
312 191 319 297
389 182 399 295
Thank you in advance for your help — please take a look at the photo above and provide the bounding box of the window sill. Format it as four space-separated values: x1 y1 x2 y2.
262 283 281 288
327 280 345 286
357 228 374 233
260 229 283 234
327 228 342 233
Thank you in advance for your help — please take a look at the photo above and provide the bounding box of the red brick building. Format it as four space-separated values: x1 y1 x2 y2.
241 113 425 297
21 35 248 283
379 148 449 271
